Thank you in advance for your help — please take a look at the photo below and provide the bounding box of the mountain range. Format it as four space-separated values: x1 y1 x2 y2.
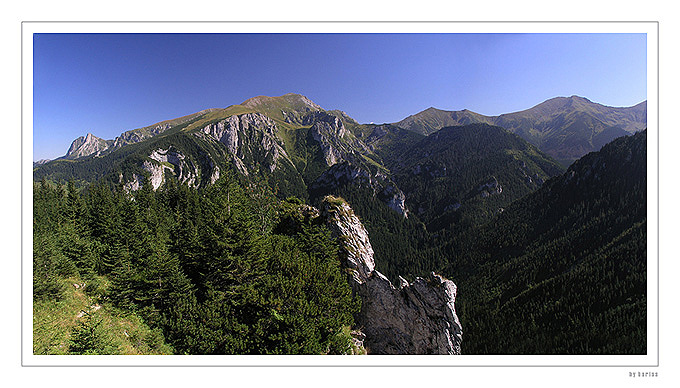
35 93 645 231
395 95 646 166
32 93 648 355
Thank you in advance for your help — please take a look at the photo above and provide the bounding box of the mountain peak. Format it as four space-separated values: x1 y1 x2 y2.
241 93 322 112
65 132 109 159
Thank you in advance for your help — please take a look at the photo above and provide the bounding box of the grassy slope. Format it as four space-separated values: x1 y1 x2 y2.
33 276 173 355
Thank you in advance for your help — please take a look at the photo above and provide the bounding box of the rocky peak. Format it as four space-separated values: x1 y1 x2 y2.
33 159 51 167
65 133 111 159
320 196 462 354
303 111 350 167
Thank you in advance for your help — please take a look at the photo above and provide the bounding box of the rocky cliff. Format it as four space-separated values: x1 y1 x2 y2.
320 196 462 354
197 112 293 175
65 133 112 159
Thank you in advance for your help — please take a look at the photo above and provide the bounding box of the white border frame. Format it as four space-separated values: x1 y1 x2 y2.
21 21 659 367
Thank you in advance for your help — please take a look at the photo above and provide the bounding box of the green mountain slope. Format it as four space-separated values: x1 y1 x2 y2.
386 123 564 231
395 107 494 136
394 96 646 166
448 130 647 354
34 94 407 213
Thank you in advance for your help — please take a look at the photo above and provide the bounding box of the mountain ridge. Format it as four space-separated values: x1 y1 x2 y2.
393 95 646 165
62 108 221 160
49 94 644 166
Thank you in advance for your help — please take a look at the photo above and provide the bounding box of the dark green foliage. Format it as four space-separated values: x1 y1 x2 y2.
33 235 67 301
33 170 358 355
323 185 449 284
69 313 117 355
447 131 647 354
386 124 564 232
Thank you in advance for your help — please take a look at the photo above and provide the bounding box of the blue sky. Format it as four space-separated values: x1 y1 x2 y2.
33 33 647 161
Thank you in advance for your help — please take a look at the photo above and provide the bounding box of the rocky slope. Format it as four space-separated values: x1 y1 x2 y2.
320 196 462 354
44 94 412 217
196 112 294 175
65 133 113 159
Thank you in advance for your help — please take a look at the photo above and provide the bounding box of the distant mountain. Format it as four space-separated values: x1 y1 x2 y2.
450 130 647 354
394 96 646 166
395 107 494 136
65 133 113 159
32 159 51 168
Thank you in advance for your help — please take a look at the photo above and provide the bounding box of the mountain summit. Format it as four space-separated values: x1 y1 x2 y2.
241 92 323 112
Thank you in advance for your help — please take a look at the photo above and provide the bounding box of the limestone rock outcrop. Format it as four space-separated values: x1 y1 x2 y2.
65 133 112 159
321 196 462 354
198 112 292 175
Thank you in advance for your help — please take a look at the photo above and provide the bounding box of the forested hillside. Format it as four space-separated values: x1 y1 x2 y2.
385 123 564 232
33 174 360 355
446 131 647 354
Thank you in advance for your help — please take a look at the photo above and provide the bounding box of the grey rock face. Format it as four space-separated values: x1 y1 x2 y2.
142 161 169 190
321 196 462 354
321 198 375 283
311 162 409 218
148 147 198 188
357 272 462 355
65 133 112 159
122 173 143 192
311 162 373 191
199 112 292 175
305 112 349 167
379 183 409 218
112 123 170 149
122 147 199 192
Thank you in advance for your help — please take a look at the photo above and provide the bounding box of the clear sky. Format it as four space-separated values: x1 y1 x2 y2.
33 33 647 161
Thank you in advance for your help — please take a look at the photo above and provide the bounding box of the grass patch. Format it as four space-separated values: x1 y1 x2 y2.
33 276 173 355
